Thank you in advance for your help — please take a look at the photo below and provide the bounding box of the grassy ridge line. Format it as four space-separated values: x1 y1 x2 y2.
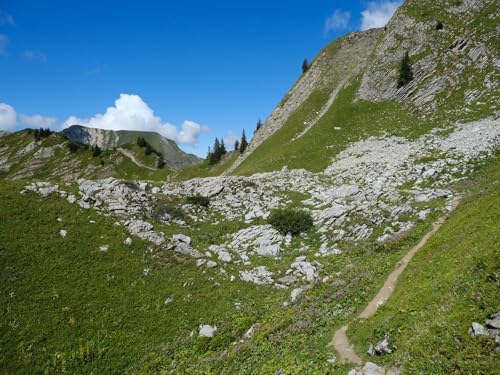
348 158 500 373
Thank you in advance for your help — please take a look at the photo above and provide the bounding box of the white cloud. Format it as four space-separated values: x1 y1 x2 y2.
360 1 401 31
0 34 8 55
62 93 208 146
0 103 17 131
324 9 351 33
22 50 47 63
19 114 57 128
0 102 58 131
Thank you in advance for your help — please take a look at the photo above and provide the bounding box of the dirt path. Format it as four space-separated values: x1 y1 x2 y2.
118 148 157 171
330 198 460 364
292 79 348 141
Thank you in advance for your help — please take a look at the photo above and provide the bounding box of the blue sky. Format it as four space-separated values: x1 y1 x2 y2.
0 0 401 156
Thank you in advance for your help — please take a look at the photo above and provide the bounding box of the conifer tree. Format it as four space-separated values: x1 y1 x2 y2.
397 51 413 88
302 58 310 73
240 130 248 154
234 139 239 151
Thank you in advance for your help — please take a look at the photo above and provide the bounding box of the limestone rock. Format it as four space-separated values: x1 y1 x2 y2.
199 324 217 338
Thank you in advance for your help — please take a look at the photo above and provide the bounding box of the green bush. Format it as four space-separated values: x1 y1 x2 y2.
67 140 88 153
186 195 210 208
268 208 314 235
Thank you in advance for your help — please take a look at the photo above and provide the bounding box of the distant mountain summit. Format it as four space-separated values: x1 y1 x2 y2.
63 125 201 170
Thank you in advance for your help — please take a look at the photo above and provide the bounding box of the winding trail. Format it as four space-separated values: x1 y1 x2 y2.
292 79 348 141
117 148 157 171
330 198 460 365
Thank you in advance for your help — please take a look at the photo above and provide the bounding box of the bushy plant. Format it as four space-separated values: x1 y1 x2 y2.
91 145 102 157
157 158 166 169
268 208 313 235
67 140 88 153
186 195 210 208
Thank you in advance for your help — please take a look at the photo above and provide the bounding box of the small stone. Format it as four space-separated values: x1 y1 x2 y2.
469 322 488 337
99 245 109 252
206 260 217 268
199 324 217 338
59 229 67 237
124 237 132 245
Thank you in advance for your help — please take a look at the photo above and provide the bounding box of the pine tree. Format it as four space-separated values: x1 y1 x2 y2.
302 58 310 73
397 51 413 88
240 130 248 154
255 119 262 133
234 139 239 151
220 139 226 155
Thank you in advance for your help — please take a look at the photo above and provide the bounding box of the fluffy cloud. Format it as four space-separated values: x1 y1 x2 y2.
22 50 48 63
0 102 57 131
0 34 8 55
324 9 351 33
19 114 57 127
0 103 17 131
62 94 208 146
361 1 401 31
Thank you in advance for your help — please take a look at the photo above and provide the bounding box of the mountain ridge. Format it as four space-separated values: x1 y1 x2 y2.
62 124 201 171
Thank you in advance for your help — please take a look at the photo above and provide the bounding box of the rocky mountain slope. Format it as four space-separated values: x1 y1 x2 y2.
63 125 201 170
0 0 499 374
223 0 498 176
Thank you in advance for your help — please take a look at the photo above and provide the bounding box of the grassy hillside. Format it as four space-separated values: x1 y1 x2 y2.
0 130 173 182
348 156 500 373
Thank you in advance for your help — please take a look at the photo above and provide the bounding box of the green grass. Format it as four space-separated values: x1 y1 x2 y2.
348 158 500 373
0 180 286 374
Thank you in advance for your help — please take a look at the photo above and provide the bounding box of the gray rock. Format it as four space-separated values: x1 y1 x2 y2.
469 322 488 337
206 260 217 268
277 275 297 286
199 324 217 338
239 266 274 285
485 313 500 329
257 240 280 257
173 233 191 244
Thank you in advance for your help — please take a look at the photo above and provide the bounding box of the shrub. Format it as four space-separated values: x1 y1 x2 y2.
268 208 314 236
67 140 88 153
91 145 102 157
157 158 166 169
186 195 210 208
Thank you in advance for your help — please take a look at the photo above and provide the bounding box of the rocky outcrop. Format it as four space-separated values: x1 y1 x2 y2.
358 0 498 114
